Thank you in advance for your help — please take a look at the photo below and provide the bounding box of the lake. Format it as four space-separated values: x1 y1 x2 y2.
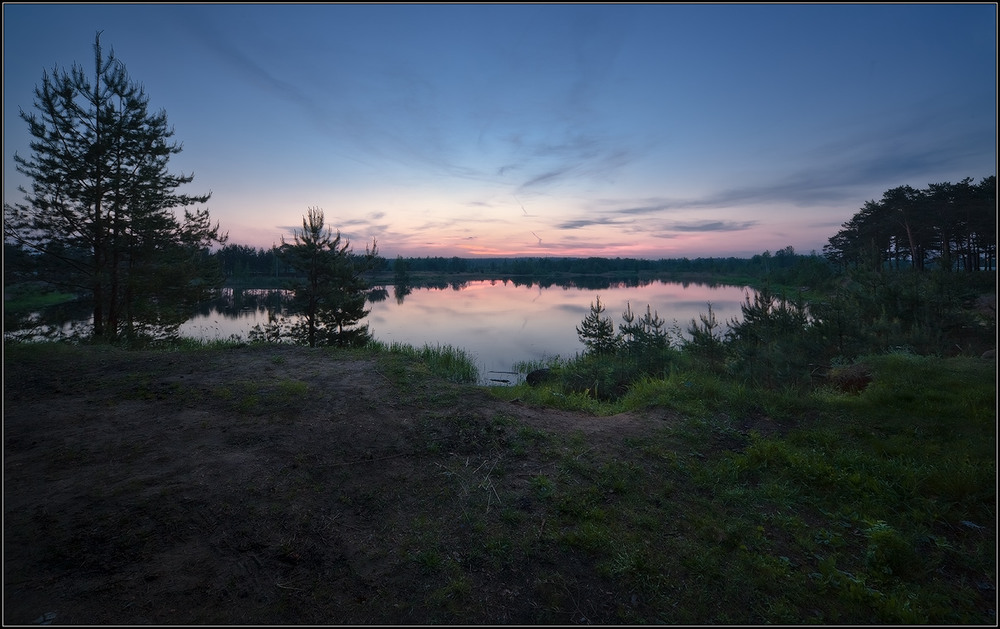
180 279 753 384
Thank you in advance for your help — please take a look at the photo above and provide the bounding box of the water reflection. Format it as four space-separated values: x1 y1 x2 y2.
11 280 753 384
357 280 751 382
180 288 296 341
4 297 95 342
179 280 752 382
393 284 413 304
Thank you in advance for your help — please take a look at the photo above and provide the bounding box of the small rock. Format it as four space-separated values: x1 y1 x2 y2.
526 368 552 386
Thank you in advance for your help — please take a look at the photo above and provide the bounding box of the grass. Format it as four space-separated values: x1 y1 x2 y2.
213 378 310 417
3 282 78 312
367 339 480 384
4 337 995 623
487 350 995 623
53 333 483 385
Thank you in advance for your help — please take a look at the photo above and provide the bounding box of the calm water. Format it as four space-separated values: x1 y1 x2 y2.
180 280 753 384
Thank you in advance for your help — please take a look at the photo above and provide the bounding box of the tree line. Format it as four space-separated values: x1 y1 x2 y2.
213 245 836 291
555 261 994 401
553 178 996 399
823 177 995 272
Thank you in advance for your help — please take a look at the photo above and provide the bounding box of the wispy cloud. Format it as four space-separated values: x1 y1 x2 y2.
565 101 994 236
513 142 639 191
670 220 758 232
179 5 656 207
557 216 634 230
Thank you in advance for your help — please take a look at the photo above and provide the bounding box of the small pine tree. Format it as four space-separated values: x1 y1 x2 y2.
577 296 618 355
638 304 670 352
619 301 641 353
726 285 814 387
684 302 725 373
281 208 378 348
620 302 672 375
639 304 672 373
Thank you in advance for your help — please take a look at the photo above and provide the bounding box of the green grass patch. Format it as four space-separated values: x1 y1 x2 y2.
486 351 995 622
3 282 78 312
212 377 309 417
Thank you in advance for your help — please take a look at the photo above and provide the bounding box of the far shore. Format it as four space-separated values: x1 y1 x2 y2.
223 269 757 290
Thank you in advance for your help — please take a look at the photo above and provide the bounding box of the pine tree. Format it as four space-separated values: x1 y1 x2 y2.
726 285 813 387
618 301 640 353
281 208 378 348
620 302 671 374
3 32 225 342
685 302 726 373
576 296 618 355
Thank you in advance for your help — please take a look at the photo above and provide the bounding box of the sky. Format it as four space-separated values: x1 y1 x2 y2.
3 3 996 259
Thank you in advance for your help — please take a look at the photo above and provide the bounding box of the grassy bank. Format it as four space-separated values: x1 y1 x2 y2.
494 351 996 622
4 338 995 623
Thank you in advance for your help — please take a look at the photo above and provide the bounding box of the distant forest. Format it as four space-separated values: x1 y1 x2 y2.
214 244 833 289
212 176 994 290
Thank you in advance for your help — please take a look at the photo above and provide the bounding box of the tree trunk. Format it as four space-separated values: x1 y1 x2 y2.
92 272 104 338
108 239 120 340
903 221 920 271
92 208 105 339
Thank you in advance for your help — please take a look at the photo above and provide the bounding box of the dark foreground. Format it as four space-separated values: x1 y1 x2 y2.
4 343 996 624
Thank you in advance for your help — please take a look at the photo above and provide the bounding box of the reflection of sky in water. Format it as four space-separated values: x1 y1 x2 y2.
182 280 751 382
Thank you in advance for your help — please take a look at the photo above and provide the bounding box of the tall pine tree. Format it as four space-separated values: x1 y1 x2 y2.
4 32 225 342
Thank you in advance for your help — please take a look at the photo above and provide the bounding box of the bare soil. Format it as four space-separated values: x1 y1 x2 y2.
4 343 667 624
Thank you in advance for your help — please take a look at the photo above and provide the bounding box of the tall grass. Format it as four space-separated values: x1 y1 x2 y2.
367 339 480 384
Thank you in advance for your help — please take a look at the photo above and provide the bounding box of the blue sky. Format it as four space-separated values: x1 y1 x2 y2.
3 3 996 258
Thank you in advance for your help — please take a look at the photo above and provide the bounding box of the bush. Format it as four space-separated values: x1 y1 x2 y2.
558 354 633 400
725 284 818 388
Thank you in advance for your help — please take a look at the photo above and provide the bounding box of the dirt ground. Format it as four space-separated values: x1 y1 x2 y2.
4 343 666 624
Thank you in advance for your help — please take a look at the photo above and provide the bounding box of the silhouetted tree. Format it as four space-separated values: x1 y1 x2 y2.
825 178 995 272
618 302 672 375
281 208 377 347
726 284 813 388
3 32 225 342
